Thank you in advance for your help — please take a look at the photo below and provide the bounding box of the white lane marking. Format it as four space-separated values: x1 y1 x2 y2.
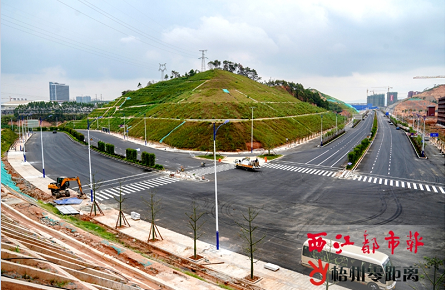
363 176 367 182
407 182 411 189
353 175 357 180
358 176 362 181
419 184 424 191
395 181 399 187
95 196 104 201
401 182 405 188
318 170 325 175
373 177 377 183
385 179 388 185
425 185 431 192
323 171 329 176
368 177 373 183
439 187 445 194
432 186 438 193
379 178 382 184
413 183 417 190
99 191 115 198
300 168 310 173
390 180 393 186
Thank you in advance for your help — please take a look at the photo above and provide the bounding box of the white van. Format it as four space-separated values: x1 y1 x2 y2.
301 238 396 290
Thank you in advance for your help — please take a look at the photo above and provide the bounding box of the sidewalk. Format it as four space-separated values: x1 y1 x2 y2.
6 136 350 290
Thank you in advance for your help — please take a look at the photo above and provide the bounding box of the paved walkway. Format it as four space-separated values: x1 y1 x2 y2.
6 134 350 290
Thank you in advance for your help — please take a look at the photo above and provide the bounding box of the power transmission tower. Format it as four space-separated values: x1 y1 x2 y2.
159 63 167 81
199 50 207 72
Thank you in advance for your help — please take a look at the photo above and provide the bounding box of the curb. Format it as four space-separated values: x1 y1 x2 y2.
321 130 347 147
404 133 428 159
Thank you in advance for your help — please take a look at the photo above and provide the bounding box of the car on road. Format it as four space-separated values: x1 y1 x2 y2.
389 122 393 125
396 127 400 130
53 130 57 134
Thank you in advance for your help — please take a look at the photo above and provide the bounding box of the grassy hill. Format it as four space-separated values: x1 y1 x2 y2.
69 70 347 151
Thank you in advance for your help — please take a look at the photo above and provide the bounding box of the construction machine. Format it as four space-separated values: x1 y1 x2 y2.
234 157 260 171
48 176 85 199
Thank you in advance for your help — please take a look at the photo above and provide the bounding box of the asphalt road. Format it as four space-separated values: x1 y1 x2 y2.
24 120 444 290
357 111 445 185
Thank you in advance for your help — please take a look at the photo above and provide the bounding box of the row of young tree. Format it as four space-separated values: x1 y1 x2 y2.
264 80 330 110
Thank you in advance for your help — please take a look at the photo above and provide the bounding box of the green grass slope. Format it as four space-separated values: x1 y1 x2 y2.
72 70 347 151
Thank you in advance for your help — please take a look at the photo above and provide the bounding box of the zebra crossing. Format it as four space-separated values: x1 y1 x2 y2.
94 177 179 201
262 163 337 177
187 163 234 176
352 175 445 194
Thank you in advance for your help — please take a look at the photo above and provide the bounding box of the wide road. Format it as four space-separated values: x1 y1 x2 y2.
24 124 444 290
357 111 445 185
276 112 374 169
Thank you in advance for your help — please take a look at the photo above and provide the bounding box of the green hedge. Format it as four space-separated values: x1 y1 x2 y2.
62 127 85 143
126 148 137 161
98 141 105 151
105 143 114 155
347 138 370 169
141 152 156 166
370 112 377 139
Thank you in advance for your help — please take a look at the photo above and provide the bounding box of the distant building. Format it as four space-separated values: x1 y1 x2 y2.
49 82 69 102
367 94 385 107
438 97 445 126
407 91 420 98
1 100 32 115
387 92 398 106
76 96 91 103
427 105 436 117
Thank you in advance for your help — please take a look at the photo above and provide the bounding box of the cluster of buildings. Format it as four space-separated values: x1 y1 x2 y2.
2 82 98 115
438 97 445 126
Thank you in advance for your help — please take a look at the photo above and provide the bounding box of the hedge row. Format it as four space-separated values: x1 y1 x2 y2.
142 152 156 167
126 148 137 161
105 143 114 155
98 141 105 151
370 112 377 139
63 127 85 143
347 138 370 168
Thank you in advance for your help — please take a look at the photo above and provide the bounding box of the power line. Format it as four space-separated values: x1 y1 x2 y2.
77 0 196 57
56 0 195 58
1 19 155 69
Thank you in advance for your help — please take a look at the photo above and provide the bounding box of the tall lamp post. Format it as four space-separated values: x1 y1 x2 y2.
320 114 323 146
421 116 426 157
250 107 255 153
87 116 102 202
214 120 229 250
335 113 338 134
22 116 27 162
40 115 52 178
144 113 147 145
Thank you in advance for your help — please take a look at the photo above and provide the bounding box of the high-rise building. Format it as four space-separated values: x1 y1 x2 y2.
49 82 69 102
438 97 445 126
76 96 91 103
387 92 398 106
367 94 385 107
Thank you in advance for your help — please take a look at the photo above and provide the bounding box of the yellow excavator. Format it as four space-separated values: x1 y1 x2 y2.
48 176 85 199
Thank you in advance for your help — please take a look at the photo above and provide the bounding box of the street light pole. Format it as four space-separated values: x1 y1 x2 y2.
320 114 323 146
336 113 338 134
144 113 147 146
123 114 126 140
421 117 424 155
108 118 110 134
23 117 27 162
213 120 229 250
87 119 93 202
250 107 255 153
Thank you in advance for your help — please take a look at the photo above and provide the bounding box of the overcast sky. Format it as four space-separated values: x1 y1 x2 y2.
1 0 444 104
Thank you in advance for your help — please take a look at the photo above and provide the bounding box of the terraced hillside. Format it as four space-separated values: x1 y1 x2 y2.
68 70 347 151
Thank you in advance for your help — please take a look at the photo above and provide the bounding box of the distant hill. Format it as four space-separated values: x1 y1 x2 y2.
311 89 358 116
72 70 349 151
393 84 445 118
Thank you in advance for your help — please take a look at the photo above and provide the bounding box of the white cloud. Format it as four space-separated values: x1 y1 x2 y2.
120 35 138 43
162 16 279 62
